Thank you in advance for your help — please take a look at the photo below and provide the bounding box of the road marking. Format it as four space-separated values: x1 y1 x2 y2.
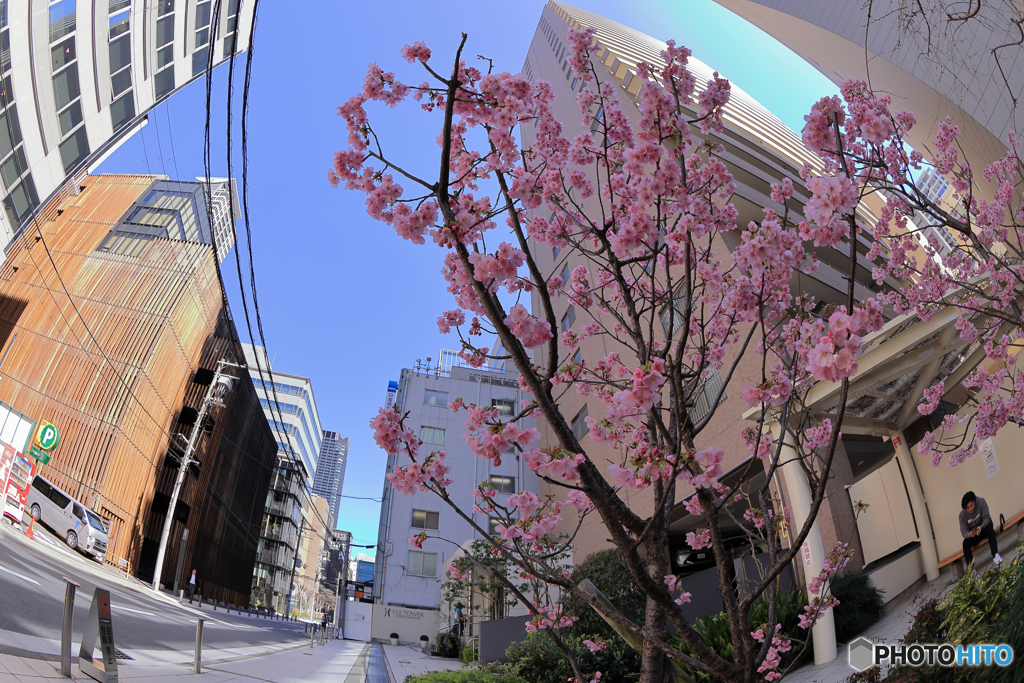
0 565 41 585
113 605 155 617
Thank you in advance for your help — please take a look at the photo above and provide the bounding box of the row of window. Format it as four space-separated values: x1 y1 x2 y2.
49 0 90 173
254 378 321 451
424 390 516 417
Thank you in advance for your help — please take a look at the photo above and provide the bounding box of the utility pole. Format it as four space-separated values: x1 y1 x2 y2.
285 517 305 617
151 360 240 593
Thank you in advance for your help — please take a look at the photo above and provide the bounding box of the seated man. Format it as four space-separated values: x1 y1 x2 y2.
960 491 1003 568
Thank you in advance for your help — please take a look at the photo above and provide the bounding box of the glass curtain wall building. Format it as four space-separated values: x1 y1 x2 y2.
311 431 349 531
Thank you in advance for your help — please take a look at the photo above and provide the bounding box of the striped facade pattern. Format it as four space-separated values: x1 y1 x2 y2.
0 173 273 604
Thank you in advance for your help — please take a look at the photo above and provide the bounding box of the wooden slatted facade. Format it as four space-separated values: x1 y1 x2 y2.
0 174 276 606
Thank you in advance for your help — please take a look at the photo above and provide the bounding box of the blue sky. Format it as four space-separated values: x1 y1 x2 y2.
95 1 840 551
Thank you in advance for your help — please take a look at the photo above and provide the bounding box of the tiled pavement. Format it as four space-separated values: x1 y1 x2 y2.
379 643 463 682
0 639 372 682
782 539 1021 683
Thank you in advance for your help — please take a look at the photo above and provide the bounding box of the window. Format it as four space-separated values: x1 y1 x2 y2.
573 348 582 364
154 66 174 98
157 44 174 69
492 399 515 417
489 475 515 494
561 306 576 333
488 517 503 536
552 245 560 260
424 389 448 407
110 92 134 130
687 370 726 424
560 264 570 294
110 68 131 97
411 509 439 530
191 46 209 76
420 426 445 446
407 550 437 577
0 148 25 187
48 0 76 43
156 0 174 16
660 285 688 338
109 9 129 38
109 36 130 73
58 127 88 172
156 16 174 47
51 38 75 70
572 404 589 441
52 63 80 109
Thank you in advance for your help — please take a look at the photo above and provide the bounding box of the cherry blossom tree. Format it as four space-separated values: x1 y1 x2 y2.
331 25 1020 683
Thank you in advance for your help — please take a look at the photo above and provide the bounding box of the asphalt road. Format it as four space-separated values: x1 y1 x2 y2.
0 519 308 656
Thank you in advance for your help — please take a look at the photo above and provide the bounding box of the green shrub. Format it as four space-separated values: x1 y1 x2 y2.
505 632 639 683
830 571 885 643
459 645 478 663
941 549 1022 646
404 670 527 683
560 548 647 641
436 631 461 658
667 585 809 683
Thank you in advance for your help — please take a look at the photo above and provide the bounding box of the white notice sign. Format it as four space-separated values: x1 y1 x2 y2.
979 438 1000 478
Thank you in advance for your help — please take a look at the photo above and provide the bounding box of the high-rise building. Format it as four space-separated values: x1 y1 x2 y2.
522 0 891 566
241 342 323 488
519 3 928 664
714 0 1021 202
373 349 538 610
312 431 349 530
0 0 255 250
0 172 276 606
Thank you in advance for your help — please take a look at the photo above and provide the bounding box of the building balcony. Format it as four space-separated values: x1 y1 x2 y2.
257 549 290 568
261 527 296 546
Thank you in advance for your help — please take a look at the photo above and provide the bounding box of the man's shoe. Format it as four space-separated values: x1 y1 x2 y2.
994 553 1004 566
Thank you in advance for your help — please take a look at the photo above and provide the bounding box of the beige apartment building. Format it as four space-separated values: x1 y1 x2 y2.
714 0 1022 204
516 2 1022 665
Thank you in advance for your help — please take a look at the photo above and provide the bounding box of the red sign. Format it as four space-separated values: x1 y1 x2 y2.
0 445 13 496
893 436 902 447
802 541 813 567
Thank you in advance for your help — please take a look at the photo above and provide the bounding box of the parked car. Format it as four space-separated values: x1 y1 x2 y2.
27 474 110 562
673 534 767 576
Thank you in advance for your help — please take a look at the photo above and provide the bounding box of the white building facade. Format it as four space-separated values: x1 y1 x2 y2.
0 0 255 249
374 352 539 611
241 342 323 489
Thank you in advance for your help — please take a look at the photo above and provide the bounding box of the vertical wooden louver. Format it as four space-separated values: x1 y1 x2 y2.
0 174 276 605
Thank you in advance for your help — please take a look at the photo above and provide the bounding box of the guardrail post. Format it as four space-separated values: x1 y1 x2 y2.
61 577 80 678
194 618 205 673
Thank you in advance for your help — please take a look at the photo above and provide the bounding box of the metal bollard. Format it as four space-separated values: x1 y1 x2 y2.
198 595 203 609
179 589 184 604
61 577 80 678
194 618 205 674
213 601 217 611
310 624 315 648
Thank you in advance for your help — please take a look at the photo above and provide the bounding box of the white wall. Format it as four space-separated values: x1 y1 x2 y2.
344 600 372 642
371 604 441 644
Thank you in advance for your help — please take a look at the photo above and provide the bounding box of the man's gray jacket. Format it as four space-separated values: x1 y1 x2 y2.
960 497 993 538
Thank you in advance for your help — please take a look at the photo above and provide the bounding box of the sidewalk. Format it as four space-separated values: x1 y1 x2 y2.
782 539 1022 683
0 638 376 682
380 643 464 682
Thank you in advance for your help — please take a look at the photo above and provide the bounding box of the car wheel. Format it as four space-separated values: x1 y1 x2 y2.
66 530 78 549
30 504 40 521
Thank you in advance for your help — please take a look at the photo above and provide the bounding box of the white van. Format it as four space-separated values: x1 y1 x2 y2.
27 475 110 562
